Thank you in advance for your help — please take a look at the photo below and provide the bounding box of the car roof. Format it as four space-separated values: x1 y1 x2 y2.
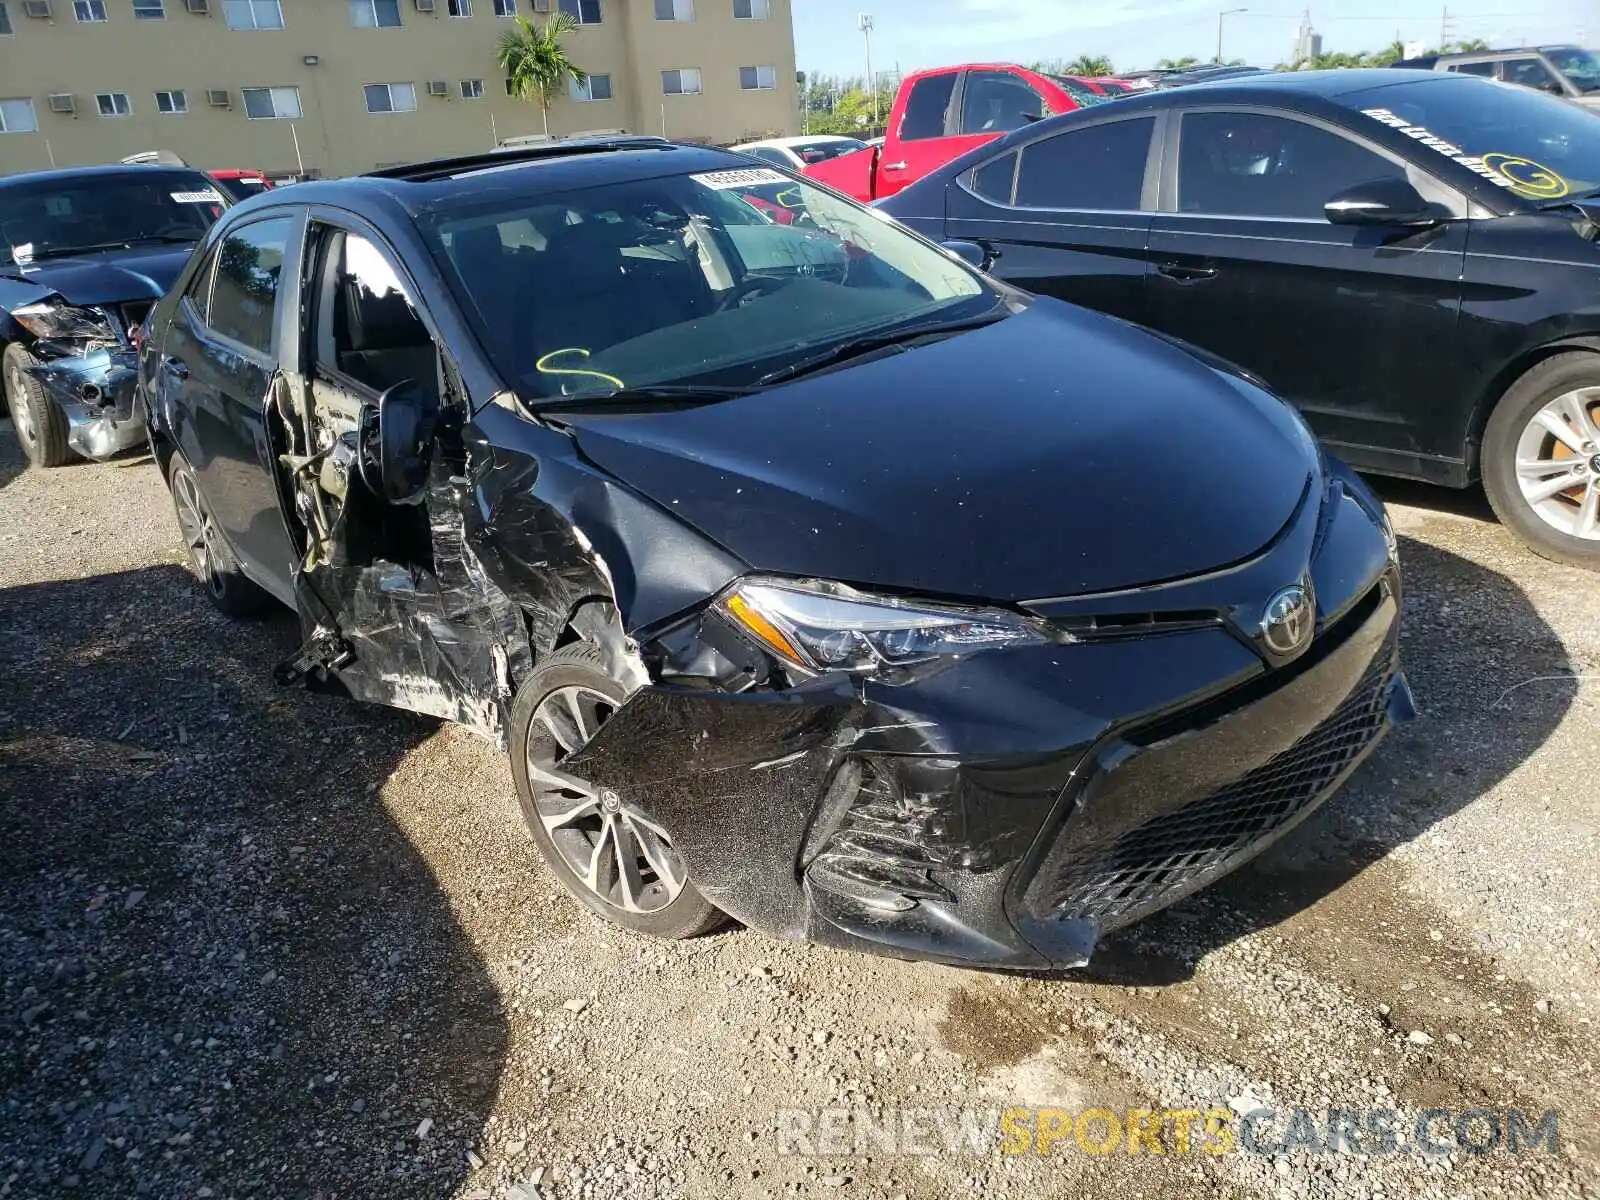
0 162 208 189
1167 66 1468 99
267 141 757 219
1431 44 1578 60
736 135 859 149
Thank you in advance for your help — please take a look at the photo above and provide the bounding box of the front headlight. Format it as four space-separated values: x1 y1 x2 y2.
11 300 119 346
718 577 1050 674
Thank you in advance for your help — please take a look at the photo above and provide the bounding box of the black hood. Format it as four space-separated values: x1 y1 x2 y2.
0 243 195 307
562 300 1317 602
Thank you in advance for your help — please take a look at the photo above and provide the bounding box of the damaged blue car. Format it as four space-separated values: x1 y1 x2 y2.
1 163 226 467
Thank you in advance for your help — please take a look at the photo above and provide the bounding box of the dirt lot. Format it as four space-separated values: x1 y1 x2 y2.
1 427 1597 1200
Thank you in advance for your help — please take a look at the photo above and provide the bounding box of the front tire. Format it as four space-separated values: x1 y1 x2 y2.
4 343 72 468
1482 352 1600 571
167 455 272 616
509 643 726 940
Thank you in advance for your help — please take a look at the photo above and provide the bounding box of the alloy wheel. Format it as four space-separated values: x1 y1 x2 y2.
6 360 36 448
172 469 226 599
525 684 688 914
1514 387 1600 542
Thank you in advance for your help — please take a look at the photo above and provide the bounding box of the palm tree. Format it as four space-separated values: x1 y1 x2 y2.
1065 54 1115 77
497 12 587 139
1157 56 1202 70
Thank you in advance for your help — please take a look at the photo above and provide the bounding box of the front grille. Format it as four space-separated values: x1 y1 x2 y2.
1029 656 1394 928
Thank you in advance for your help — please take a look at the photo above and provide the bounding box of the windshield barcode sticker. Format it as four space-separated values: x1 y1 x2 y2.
171 189 224 204
690 168 791 190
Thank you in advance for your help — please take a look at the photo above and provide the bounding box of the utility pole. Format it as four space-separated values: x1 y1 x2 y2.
859 13 878 126
1217 8 1247 63
1439 5 1453 50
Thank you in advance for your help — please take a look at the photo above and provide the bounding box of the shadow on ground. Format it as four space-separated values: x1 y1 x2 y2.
0 565 507 1197
1367 473 1497 524
1077 533 1575 986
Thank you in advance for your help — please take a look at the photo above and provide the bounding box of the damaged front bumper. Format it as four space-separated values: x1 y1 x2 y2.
27 348 146 460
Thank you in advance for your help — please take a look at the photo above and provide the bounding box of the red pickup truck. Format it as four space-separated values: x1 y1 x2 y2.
804 64 1109 203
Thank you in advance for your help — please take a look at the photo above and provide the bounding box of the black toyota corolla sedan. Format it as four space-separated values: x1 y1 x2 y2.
138 139 1411 968
880 70 1600 570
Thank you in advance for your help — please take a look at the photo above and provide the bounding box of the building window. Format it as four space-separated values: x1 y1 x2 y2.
0 2 11 35
661 68 701 95
96 91 132 116
349 0 399 27
224 0 284 29
732 0 768 17
0 97 37 133
133 0 165 17
557 0 599 24
155 89 188 114
75 1 108 21
242 85 301 118
569 73 611 100
460 78 485 99
447 0 471 13
738 65 775 90
493 0 515 13
364 82 417 113
653 0 691 18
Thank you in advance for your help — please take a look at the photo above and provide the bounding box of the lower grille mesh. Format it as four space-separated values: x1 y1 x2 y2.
1033 658 1394 927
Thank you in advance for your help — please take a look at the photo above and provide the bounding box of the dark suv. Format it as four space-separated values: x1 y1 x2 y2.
136 139 1408 968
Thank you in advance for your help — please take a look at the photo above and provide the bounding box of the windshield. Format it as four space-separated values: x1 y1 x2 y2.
0 170 224 265
1545 47 1600 93
791 138 867 165
1340 76 1600 204
1046 76 1113 107
422 165 991 400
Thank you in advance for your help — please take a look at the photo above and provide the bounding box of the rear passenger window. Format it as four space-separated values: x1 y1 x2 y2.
207 217 292 355
1014 117 1154 210
900 72 957 141
968 152 1017 204
1448 61 1497 77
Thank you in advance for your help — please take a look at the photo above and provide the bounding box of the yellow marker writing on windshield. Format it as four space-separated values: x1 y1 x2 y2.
1482 153 1569 200
534 348 625 392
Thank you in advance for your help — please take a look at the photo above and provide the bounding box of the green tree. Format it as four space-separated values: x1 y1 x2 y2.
1064 54 1116 76
1157 56 1202 70
497 12 587 139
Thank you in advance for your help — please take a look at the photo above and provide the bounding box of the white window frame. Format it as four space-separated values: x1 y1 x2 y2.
155 88 188 114
733 0 768 18
661 67 701 96
241 85 301 119
364 82 418 114
133 0 165 18
460 78 485 100
570 73 612 101
493 0 515 13
653 0 692 20
224 0 285 30
557 0 600 24
349 0 400 27
96 91 132 117
74 0 108 21
0 97 38 133
738 64 776 91
447 0 472 14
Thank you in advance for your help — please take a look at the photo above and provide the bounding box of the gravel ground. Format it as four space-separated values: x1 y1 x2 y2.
1 429 1596 1200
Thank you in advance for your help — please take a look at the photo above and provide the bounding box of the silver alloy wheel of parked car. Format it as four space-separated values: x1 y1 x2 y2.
1514 388 1600 542
171 464 228 600
5 355 36 449
525 684 688 914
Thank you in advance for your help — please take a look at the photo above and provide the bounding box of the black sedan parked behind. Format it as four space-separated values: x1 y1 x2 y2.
881 69 1600 569
137 140 1411 968
0 164 226 466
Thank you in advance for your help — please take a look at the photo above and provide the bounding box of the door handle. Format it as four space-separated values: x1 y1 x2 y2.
1156 262 1218 284
164 357 190 380
882 161 909 171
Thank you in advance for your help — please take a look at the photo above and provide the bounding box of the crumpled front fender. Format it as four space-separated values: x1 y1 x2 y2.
25 348 146 460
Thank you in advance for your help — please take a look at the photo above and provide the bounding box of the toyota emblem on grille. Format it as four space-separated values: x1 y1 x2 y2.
1260 584 1314 656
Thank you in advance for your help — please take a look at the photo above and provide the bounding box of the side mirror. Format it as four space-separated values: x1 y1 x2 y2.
942 239 989 269
1324 177 1437 227
366 380 437 504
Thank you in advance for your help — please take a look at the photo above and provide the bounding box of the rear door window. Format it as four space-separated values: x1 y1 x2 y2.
900 72 957 140
1447 60 1497 77
1014 117 1155 210
207 217 293 355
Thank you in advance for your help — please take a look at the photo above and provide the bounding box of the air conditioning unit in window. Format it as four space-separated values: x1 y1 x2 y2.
184 0 211 13
427 81 450 97
206 88 232 108
415 0 436 11
22 0 53 19
47 93 76 115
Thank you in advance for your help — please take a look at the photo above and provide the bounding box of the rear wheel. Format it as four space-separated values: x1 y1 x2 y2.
4 343 72 468
509 643 726 940
167 456 273 616
1482 353 1600 571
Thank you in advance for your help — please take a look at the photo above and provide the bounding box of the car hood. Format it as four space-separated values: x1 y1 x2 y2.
0 243 196 308
560 300 1317 602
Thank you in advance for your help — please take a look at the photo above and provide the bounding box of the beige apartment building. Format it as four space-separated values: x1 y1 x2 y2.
0 0 799 178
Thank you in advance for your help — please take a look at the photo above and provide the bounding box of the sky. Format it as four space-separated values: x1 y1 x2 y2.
790 0 1596 79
